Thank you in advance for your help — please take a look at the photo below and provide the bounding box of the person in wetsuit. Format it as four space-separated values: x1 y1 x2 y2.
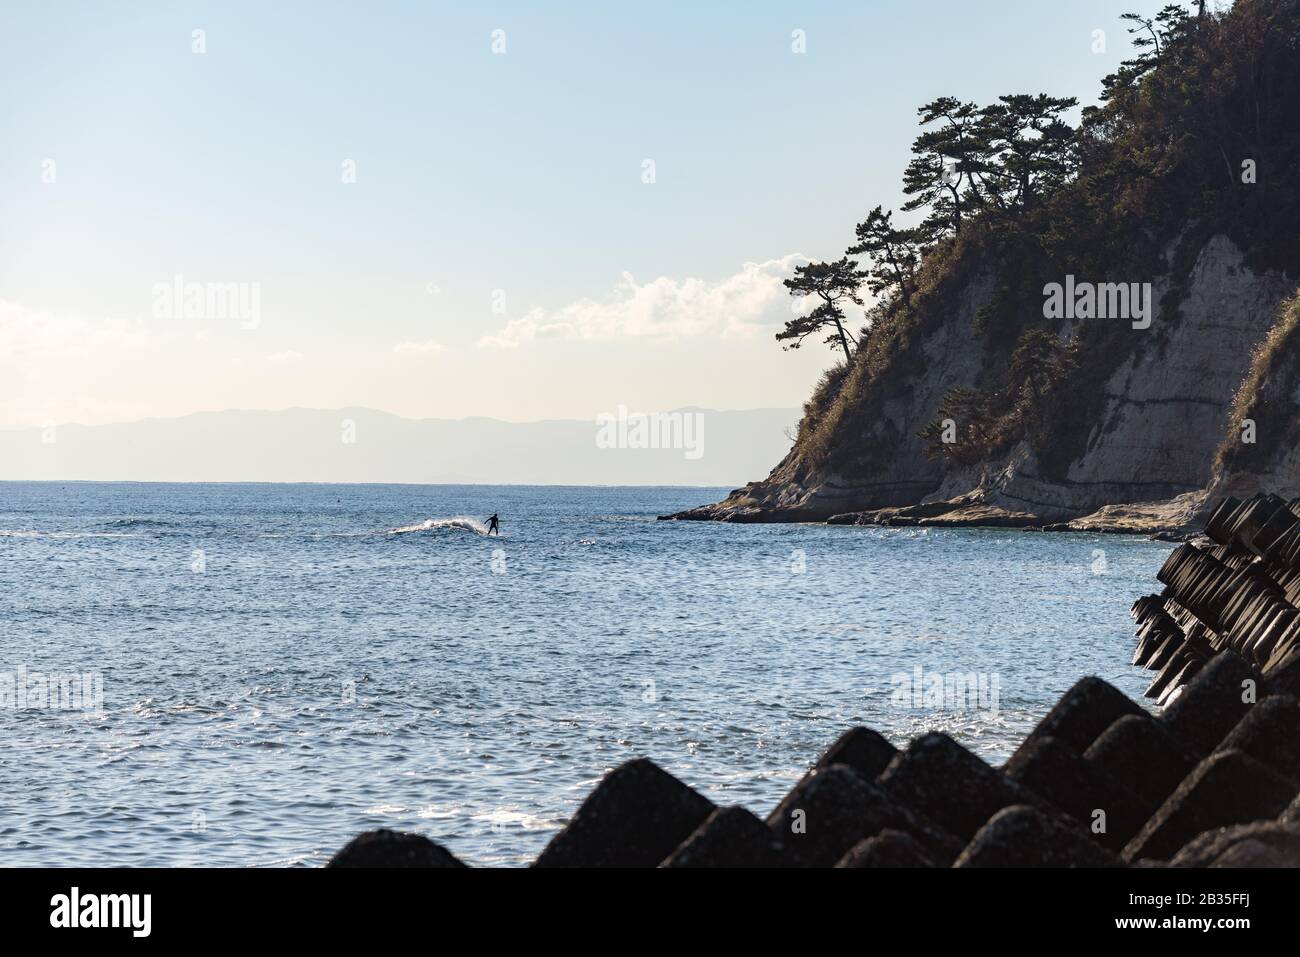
486 513 499 535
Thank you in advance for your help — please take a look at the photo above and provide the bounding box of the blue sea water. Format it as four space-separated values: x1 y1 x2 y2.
0 481 1171 866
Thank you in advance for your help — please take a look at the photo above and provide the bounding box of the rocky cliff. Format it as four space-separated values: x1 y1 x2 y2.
669 1 1300 533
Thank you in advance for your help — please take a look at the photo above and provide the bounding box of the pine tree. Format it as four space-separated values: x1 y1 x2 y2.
976 94 1079 211
846 206 921 310
777 258 867 365
901 97 986 240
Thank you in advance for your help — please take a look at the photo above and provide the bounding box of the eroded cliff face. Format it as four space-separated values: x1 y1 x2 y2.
671 268 996 522
666 2 1300 530
970 235 1296 520
1206 291 1300 506
671 234 1297 530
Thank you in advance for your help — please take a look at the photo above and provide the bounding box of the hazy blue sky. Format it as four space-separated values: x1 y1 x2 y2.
0 0 1173 429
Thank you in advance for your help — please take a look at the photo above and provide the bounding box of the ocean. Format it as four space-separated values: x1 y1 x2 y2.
0 481 1171 866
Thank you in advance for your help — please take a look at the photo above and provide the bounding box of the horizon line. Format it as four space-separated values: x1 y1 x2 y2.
0 478 739 490
2 404 801 433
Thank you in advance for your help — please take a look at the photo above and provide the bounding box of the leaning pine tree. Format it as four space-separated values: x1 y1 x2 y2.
777 258 867 366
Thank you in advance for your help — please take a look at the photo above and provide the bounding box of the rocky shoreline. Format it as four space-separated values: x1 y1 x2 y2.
329 494 1300 867
661 491 1209 539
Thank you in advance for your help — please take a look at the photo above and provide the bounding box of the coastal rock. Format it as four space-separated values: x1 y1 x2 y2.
826 499 964 525
954 806 1123 868
1059 494 1210 536
661 806 784 868
662 261 997 525
825 499 1039 528
533 758 715 868
326 829 467 868
665 232 1296 530
835 829 938 868
1122 749 1298 861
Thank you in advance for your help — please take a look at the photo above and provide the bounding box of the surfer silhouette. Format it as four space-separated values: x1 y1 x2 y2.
487 513 500 535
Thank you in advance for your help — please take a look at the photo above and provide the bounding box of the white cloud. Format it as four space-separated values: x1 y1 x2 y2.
0 300 161 428
0 300 152 360
477 253 809 349
266 350 304 363
393 339 445 355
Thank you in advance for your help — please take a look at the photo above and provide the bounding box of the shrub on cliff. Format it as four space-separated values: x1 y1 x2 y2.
786 0 1300 479
1217 292 1300 473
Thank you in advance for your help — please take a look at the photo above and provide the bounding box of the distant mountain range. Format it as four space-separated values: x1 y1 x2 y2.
0 407 800 486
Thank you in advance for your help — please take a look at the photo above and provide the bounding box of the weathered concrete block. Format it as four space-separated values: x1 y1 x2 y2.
835 829 938 868
661 806 784 868
1122 749 1297 862
814 726 898 780
327 829 467 868
1279 792 1300 824
1160 651 1264 753
881 732 1057 841
767 763 962 867
1084 714 1201 821
1265 647 1300 696
1155 659 1203 707
534 758 715 867
1215 694 1300 785
1006 676 1145 760
954 806 1123 868
1004 735 1146 850
1146 634 1184 673
1169 821 1300 867
1146 649 1193 699
1132 629 1158 667
1263 632 1300 674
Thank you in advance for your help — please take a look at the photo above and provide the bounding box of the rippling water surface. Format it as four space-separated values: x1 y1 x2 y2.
0 481 1170 866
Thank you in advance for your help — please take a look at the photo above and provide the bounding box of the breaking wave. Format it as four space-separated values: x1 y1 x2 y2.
387 516 493 536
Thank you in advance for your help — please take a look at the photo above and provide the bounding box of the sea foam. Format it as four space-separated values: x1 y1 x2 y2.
387 516 492 536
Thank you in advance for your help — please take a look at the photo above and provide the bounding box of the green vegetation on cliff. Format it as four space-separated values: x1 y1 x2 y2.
1218 292 1300 473
783 0 1300 486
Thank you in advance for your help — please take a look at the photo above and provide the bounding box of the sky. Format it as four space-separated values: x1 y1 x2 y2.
0 0 1176 429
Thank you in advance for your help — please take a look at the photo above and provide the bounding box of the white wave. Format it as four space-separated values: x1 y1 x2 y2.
471 807 556 831
0 529 141 539
387 516 494 536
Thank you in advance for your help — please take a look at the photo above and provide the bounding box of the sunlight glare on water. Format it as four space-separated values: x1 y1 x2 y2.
0 482 1169 866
